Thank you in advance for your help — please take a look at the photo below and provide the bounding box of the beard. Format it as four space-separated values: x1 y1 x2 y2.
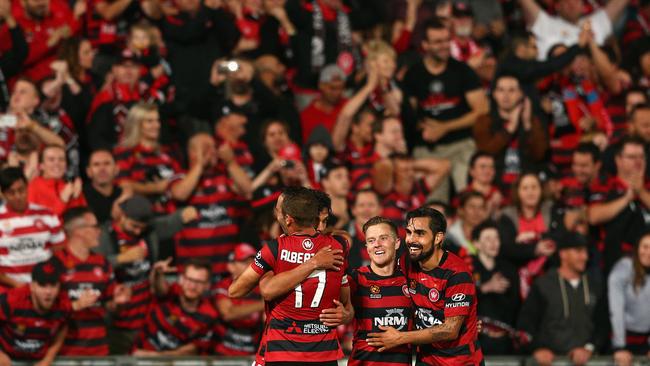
408 242 436 263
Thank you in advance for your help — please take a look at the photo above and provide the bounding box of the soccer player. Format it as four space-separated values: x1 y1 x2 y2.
132 258 218 355
229 187 351 366
367 207 484 365
348 216 412 366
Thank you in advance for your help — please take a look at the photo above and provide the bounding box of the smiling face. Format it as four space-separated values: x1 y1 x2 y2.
365 223 399 268
40 146 67 180
405 217 441 263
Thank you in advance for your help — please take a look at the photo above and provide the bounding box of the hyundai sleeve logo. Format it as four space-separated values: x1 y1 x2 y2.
451 293 466 302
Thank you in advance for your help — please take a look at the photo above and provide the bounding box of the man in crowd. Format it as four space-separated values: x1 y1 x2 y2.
348 216 412 366
214 243 264 355
403 18 489 202
0 258 71 364
56 207 131 356
517 230 607 366
345 189 383 269
83 149 133 224
321 162 351 229
366 207 484 365
131 258 218 355
0 167 65 288
300 65 347 140
561 142 602 207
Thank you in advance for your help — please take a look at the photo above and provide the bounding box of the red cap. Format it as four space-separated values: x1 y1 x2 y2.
229 243 257 262
278 143 302 161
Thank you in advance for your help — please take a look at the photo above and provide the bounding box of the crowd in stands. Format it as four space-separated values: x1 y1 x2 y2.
0 0 649 364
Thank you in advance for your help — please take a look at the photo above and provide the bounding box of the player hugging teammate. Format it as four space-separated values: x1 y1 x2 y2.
230 188 483 366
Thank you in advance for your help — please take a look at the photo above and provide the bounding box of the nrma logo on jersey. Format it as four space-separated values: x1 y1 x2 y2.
374 308 407 330
415 308 442 329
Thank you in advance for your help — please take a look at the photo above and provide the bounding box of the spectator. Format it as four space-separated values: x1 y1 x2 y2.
608 231 650 366
345 189 383 269
455 152 503 216
170 132 252 283
360 40 402 117
213 243 264 356
623 0 650 47
518 0 629 60
132 258 217 355
83 149 132 224
114 102 181 213
473 74 548 196
403 18 489 203
471 220 519 355
214 111 255 178
588 136 650 273
27 144 86 216
560 142 602 208
603 103 650 179
333 108 376 193
300 64 347 142
320 162 351 229
0 167 65 288
497 172 557 298
1 78 66 165
449 2 484 70
517 230 607 366
56 207 130 356
0 0 28 111
447 190 488 256
87 50 143 150
0 258 73 364
97 194 197 354
304 125 335 187
1 0 82 81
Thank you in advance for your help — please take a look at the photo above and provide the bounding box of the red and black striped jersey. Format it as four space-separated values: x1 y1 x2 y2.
559 175 590 207
114 144 181 213
0 285 72 360
407 251 483 366
340 142 379 193
110 224 152 330
171 169 248 280
250 233 349 362
0 203 65 285
213 276 263 355
134 283 217 354
348 266 412 366
55 247 115 356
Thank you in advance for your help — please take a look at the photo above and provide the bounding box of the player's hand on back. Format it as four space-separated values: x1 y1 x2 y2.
308 245 344 271
319 299 348 327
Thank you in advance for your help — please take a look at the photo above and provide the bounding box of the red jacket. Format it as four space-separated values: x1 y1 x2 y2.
27 176 87 216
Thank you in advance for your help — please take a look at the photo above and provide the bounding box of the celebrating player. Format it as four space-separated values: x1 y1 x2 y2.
367 207 484 365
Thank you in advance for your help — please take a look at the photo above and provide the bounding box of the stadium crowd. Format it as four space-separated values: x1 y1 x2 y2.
0 0 649 364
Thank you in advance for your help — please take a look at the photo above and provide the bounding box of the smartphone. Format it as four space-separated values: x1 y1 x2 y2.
217 60 239 73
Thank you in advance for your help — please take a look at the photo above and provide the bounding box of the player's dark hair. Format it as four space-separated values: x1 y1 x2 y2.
406 207 447 235
281 187 320 228
0 167 27 192
423 18 447 35
311 189 331 215
471 219 500 241
575 142 601 163
362 216 398 237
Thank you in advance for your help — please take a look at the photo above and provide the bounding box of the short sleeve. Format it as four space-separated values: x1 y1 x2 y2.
459 62 481 93
443 271 474 318
251 240 278 275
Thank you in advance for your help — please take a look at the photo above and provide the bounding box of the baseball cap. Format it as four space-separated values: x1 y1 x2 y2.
120 195 153 223
117 48 142 65
278 143 302 162
319 64 346 84
452 1 474 17
32 257 63 285
551 229 588 251
228 243 257 262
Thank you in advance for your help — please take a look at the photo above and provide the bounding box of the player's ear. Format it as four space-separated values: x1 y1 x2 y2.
394 238 401 251
434 232 445 247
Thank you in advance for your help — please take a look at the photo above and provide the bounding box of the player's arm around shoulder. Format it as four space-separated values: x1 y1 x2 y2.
366 315 466 352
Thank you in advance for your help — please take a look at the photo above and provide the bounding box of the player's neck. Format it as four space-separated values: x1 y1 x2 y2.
419 247 444 271
370 261 395 277
288 226 317 236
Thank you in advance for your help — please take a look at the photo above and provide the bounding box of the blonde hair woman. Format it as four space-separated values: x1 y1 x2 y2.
113 102 180 213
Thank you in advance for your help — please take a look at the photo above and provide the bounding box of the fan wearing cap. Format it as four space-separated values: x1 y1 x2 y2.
94 194 198 354
131 257 218 356
0 257 97 364
517 229 607 366
300 64 347 142
87 48 143 151
213 243 264 356
449 2 484 70
170 131 252 287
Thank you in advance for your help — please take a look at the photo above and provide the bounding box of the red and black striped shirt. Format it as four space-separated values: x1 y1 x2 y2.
0 285 72 360
251 233 349 363
134 284 217 354
55 247 115 356
171 168 248 281
110 224 152 330
348 266 412 366
407 251 483 366
340 142 379 194
213 277 263 355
